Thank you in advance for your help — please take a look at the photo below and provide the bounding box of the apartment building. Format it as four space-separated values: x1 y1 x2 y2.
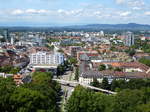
30 51 64 66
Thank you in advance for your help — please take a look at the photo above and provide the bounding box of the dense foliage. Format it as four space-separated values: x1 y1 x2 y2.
98 64 106 71
91 78 150 92
60 43 84 47
66 85 150 112
74 67 79 80
139 57 150 67
125 48 136 56
141 40 150 53
111 79 150 91
57 60 72 76
0 72 61 112
133 39 150 53
47 38 60 43
0 66 20 74
66 85 113 112
68 57 78 65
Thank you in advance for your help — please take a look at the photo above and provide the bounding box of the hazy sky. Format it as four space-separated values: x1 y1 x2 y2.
0 0 150 26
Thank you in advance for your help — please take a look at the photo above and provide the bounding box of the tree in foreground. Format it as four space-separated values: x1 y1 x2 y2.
66 85 150 112
66 85 113 112
0 77 16 112
10 87 47 112
112 88 150 112
0 72 61 112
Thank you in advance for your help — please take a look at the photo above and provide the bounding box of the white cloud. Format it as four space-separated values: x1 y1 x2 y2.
38 9 48 13
0 3 149 25
116 0 145 10
119 11 131 17
11 9 24 15
128 0 145 7
116 0 125 4
145 11 150 16
25 9 49 14
57 9 83 16
26 9 37 14
132 7 141 10
94 11 101 15
10 9 50 16
128 0 146 12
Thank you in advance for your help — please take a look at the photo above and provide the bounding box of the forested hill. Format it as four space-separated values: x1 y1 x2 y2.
63 23 150 31
1 23 150 32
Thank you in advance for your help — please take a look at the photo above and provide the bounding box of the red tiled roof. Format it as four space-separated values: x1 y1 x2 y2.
93 61 150 72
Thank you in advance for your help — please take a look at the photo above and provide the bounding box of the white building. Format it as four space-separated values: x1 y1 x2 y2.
79 71 104 85
100 31 104 36
10 36 14 45
30 51 64 66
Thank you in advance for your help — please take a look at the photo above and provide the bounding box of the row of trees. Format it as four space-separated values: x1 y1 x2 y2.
140 40 150 53
74 67 79 81
90 78 110 90
0 66 20 74
66 85 150 112
60 43 84 47
111 79 150 91
57 57 77 76
47 38 60 43
91 78 150 92
131 39 150 53
139 57 150 67
0 72 61 112
98 64 123 71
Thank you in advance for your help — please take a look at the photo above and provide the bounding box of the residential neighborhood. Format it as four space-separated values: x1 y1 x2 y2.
1 28 150 112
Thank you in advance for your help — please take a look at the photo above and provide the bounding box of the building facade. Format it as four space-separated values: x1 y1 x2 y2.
124 31 135 46
30 51 64 66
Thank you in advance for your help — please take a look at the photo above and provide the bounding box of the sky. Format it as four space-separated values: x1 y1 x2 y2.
0 0 150 26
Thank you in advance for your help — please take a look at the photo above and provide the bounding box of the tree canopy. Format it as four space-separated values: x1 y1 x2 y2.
0 72 61 112
66 85 113 112
66 85 150 112
98 64 106 71
0 66 20 74
139 57 150 67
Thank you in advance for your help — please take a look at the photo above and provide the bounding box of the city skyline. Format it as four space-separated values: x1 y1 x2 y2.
0 0 150 26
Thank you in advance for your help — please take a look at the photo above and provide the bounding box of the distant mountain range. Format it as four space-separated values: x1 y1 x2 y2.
1 23 150 32
63 23 150 31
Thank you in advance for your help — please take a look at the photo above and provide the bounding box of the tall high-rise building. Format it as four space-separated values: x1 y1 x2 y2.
124 31 135 46
0 29 11 42
10 36 14 45
3 30 10 42
100 31 104 36
10 33 15 45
